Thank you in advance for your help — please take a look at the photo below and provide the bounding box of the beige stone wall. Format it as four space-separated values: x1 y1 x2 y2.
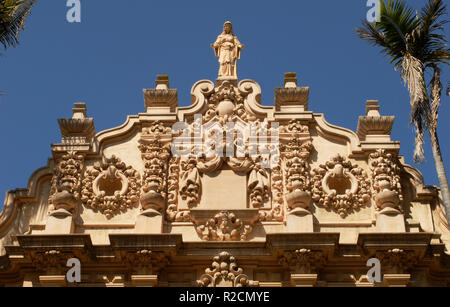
0 73 449 286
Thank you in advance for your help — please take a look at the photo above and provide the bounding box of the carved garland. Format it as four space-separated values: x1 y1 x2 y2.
81 155 141 219
195 211 253 241
311 154 371 218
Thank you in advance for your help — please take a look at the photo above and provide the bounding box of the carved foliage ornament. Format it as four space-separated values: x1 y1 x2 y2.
311 154 371 217
49 151 84 213
197 252 258 287
196 211 253 241
125 249 169 275
81 155 141 219
376 249 418 274
279 249 326 274
369 149 403 211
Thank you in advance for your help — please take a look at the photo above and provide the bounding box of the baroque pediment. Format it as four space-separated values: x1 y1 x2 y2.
0 22 447 256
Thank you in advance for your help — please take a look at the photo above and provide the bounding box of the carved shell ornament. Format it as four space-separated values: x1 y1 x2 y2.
311 154 371 217
81 155 141 219
197 251 258 287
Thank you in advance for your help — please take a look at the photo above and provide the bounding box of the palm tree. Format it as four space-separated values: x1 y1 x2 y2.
356 0 450 225
0 0 35 51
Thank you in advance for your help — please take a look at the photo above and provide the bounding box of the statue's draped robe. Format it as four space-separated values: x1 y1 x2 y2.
213 33 242 78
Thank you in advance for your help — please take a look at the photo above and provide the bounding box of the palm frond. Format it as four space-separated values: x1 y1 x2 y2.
400 53 430 163
0 0 36 50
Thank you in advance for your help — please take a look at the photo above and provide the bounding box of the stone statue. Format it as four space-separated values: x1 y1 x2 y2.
211 21 244 79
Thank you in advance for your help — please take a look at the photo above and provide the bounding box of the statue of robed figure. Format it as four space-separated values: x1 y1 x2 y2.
211 21 244 79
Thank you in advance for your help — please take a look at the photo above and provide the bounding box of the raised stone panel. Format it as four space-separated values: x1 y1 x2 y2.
199 169 248 210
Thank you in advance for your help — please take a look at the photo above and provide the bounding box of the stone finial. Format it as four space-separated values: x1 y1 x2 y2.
155 75 169 90
284 72 298 88
72 102 87 119
143 75 178 113
274 72 309 112
56 103 95 147
366 100 381 117
357 100 394 143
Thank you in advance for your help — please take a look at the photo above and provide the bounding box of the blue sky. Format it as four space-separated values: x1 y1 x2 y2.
0 0 449 208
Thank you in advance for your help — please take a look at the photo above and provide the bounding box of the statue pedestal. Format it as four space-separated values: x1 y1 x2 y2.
135 209 163 233
45 209 74 234
286 208 313 232
376 208 405 232
216 77 238 87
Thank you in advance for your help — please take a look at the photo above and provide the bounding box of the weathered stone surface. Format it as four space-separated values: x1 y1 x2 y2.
0 22 449 287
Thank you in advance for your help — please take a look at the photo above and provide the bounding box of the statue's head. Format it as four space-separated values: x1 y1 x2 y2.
223 21 233 34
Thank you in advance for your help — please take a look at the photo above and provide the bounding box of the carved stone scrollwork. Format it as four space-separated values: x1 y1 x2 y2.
259 164 283 221
311 154 371 218
166 157 192 222
30 250 66 271
139 136 171 213
195 211 253 241
247 159 270 208
125 249 169 275
49 151 84 214
279 249 326 274
283 139 313 211
81 155 141 219
204 81 255 122
197 251 259 287
280 119 310 134
369 149 403 211
180 156 202 208
376 249 418 274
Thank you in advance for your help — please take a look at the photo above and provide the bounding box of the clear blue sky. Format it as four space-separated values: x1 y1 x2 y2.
0 0 449 208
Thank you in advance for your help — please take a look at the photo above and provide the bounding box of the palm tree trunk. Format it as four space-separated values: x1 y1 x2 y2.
428 63 450 227
429 128 450 227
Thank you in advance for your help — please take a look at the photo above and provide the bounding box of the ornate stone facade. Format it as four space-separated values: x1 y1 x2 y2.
1 22 450 287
